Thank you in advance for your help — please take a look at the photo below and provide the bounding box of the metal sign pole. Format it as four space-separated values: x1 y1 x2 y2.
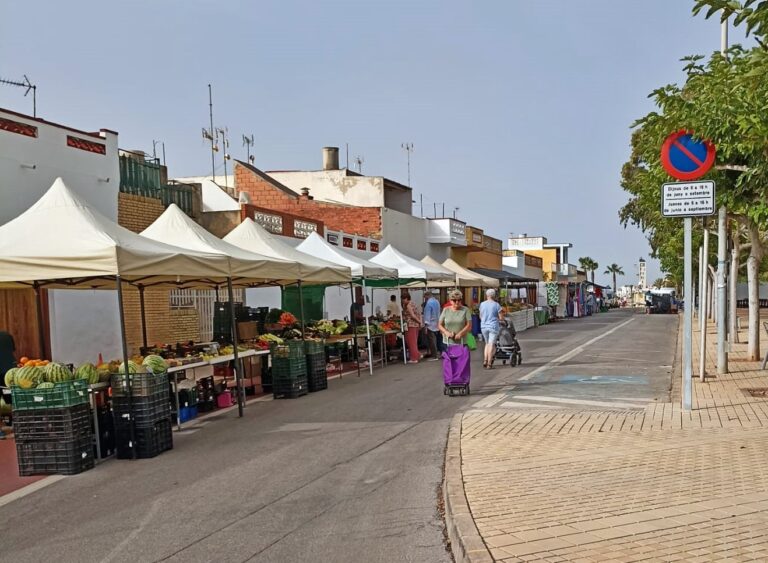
699 223 709 381
683 217 693 411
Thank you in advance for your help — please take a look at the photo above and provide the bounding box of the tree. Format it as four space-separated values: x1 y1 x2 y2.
619 2 768 360
604 264 625 294
652 278 665 289
578 257 599 284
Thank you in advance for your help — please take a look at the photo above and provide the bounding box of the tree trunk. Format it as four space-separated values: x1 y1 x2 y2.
613 273 617 295
729 225 740 344
746 220 763 361
591 270 595 284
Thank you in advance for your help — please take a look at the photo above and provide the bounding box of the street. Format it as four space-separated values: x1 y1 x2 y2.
0 309 678 563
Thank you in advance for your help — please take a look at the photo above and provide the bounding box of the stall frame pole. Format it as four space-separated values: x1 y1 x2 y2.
33 281 46 359
350 284 361 377
116 275 137 459
298 281 306 339
227 277 244 417
397 283 407 364
363 278 374 375
138 284 148 349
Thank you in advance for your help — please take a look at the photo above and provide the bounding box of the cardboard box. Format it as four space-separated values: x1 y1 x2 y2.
237 321 259 340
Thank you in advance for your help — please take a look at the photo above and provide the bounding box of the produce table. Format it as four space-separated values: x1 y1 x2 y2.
324 333 387 374
168 349 269 430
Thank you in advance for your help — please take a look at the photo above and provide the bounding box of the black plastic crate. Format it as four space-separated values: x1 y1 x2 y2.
306 353 326 375
111 372 169 398
197 399 215 413
307 371 328 392
116 418 173 460
13 404 92 441
273 375 308 399
112 394 171 427
178 388 198 407
16 435 95 476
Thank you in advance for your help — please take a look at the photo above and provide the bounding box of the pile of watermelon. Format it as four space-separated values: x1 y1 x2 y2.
4 361 102 389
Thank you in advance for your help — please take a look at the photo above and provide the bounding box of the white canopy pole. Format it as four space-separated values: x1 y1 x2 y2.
398 283 407 364
363 278 374 375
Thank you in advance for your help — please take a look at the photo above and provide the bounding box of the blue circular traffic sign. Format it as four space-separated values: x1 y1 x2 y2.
660 131 716 181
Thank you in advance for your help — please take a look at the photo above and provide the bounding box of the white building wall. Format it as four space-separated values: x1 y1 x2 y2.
381 208 428 260
268 170 386 207
0 109 119 224
0 108 120 363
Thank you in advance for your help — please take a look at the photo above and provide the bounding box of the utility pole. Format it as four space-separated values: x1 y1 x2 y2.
716 15 729 374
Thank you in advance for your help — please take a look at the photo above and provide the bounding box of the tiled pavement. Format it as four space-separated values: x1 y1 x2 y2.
449 315 768 562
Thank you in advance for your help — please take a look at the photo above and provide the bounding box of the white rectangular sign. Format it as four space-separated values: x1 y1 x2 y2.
661 180 715 217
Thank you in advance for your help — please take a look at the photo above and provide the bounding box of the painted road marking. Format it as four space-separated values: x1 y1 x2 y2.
559 375 649 385
500 401 558 409
519 318 635 382
474 317 635 409
502 395 650 410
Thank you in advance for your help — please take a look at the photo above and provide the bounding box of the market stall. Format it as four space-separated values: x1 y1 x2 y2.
0 178 235 468
296 233 399 374
421 256 498 288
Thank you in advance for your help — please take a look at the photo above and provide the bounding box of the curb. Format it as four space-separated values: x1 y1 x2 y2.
443 413 493 563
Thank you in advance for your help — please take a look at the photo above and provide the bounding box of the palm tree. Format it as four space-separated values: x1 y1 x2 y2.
578 257 599 284
604 263 625 294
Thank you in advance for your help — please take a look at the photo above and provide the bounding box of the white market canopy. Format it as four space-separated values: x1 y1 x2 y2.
295 232 397 280
223 218 352 283
0 178 231 288
370 245 455 285
141 204 302 283
434 257 499 288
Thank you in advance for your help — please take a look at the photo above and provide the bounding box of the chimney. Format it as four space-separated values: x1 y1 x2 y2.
322 147 339 170
299 187 313 200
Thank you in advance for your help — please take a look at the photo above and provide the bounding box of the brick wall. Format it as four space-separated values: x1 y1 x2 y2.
118 193 165 233
235 163 382 238
120 287 201 355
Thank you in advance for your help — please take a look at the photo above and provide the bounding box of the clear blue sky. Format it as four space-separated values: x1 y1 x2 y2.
1 1 746 287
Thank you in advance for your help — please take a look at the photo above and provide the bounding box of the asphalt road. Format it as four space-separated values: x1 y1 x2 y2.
0 308 677 563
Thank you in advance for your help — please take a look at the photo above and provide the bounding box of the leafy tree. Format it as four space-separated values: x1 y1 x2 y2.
652 278 665 289
604 263 625 294
620 2 768 359
578 257 599 284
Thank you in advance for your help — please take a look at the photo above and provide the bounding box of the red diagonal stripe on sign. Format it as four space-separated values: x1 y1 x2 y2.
672 139 705 167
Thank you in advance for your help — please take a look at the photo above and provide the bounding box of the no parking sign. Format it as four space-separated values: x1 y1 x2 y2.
660 130 716 181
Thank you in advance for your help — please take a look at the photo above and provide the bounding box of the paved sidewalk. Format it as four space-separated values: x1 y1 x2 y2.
445 314 768 562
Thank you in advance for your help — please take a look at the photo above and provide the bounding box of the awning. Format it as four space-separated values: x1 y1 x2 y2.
470 267 539 284
370 245 455 286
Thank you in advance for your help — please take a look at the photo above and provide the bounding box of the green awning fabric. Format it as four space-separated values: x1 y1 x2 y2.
282 285 325 322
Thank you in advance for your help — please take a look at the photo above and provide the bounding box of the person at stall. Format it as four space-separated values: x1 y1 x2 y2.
386 294 400 319
402 294 422 363
423 291 442 360
439 289 472 347
0 331 16 440
349 295 366 364
479 288 504 369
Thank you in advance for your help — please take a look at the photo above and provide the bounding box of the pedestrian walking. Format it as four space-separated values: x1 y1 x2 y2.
423 291 442 361
479 288 504 369
439 289 472 347
402 294 422 363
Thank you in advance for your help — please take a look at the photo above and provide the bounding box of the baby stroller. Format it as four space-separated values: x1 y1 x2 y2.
494 320 522 366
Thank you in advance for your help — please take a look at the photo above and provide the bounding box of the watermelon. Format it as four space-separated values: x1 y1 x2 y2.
45 362 74 383
36 382 55 389
75 363 100 385
97 365 112 383
118 360 140 374
4 367 18 387
14 365 45 389
142 355 167 374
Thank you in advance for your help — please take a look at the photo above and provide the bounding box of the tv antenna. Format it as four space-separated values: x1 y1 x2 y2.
401 142 413 187
202 84 217 184
354 155 364 173
0 75 37 117
216 127 231 185
152 139 166 166
242 134 255 163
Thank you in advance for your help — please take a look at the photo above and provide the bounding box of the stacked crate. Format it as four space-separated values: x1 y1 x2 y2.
12 380 95 476
196 376 215 412
305 340 328 392
111 372 173 459
270 341 307 399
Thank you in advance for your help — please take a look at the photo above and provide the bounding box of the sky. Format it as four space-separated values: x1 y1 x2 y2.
1 1 748 288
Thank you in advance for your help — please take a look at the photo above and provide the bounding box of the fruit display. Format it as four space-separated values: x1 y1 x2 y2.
14 365 45 389
310 320 348 336
74 363 100 385
118 361 142 374
16 357 50 368
44 362 74 383
4 367 18 387
36 382 55 389
278 312 297 327
142 355 167 374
